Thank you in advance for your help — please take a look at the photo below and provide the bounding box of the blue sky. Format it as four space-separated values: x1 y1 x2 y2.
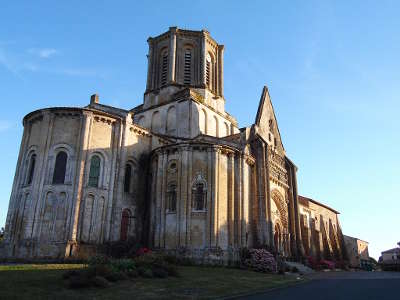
0 1 399 259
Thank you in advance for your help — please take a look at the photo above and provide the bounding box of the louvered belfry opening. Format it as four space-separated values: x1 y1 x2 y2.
161 52 168 87
206 60 210 87
184 49 192 85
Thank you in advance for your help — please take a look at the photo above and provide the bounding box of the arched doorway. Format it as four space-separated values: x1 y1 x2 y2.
120 209 131 241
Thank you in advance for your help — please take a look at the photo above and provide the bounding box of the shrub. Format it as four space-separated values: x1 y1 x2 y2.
136 247 152 256
163 264 179 277
291 266 299 273
92 276 111 288
87 264 113 278
110 258 136 273
152 267 168 278
62 270 80 280
67 273 92 289
142 268 154 278
88 254 110 266
243 249 277 273
319 259 335 270
105 271 127 282
127 269 139 278
103 240 142 258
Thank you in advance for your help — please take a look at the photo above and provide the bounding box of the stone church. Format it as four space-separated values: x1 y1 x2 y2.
0 27 346 262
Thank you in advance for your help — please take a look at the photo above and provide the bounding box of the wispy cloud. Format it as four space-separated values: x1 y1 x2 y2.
0 121 14 132
27 48 58 59
0 44 106 79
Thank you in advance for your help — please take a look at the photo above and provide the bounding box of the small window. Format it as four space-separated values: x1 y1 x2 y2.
167 183 177 212
193 182 206 211
53 151 67 184
88 155 101 188
124 164 132 193
27 154 36 185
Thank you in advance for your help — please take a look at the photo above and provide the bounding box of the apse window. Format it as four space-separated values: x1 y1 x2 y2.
167 183 177 212
193 182 206 211
52 151 68 184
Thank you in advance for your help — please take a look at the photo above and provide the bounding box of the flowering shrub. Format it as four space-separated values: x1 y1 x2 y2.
136 247 151 256
319 259 335 270
244 249 277 273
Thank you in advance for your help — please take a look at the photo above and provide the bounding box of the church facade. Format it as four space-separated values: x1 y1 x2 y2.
0 27 346 262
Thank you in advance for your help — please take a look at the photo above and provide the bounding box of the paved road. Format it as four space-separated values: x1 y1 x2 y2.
238 271 400 300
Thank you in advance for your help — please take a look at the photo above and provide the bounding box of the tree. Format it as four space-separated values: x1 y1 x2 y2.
0 227 4 242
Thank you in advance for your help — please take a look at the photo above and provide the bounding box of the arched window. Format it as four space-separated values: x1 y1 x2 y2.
160 49 168 87
167 183 177 212
120 209 131 241
27 154 36 185
124 164 132 193
53 151 67 184
184 48 192 85
88 155 101 188
193 182 206 211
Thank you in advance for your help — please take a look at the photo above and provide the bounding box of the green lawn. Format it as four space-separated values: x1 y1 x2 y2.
0 264 302 299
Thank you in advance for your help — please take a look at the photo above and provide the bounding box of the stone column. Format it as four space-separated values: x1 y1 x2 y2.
286 162 298 259
146 39 154 91
160 151 168 248
32 112 55 245
201 31 207 87
210 147 219 247
262 143 273 248
168 27 177 83
154 151 164 248
179 146 189 246
217 45 224 97
291 164 305 259
69 112 91 244
106 119 123 242
206 148 213 247
228 153 235 247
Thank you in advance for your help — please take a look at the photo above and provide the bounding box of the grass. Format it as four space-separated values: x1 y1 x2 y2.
0 264 302 299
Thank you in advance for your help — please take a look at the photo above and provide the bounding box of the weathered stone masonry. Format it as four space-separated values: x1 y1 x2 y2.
0 27 346 262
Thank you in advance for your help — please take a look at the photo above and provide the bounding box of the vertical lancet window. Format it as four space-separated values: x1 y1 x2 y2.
184 48 192 85
27 154 36 185
88 155 101 188
124 164 132 193
167 183 177 212
52 151 67 184
160 49 168 87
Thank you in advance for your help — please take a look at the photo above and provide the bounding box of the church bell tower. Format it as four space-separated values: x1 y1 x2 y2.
144 27 225 113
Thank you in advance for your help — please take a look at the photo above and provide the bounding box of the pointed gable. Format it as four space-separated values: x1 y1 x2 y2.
255 86 285 154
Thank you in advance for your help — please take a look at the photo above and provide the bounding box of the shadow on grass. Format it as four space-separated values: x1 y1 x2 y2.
0 265 299 300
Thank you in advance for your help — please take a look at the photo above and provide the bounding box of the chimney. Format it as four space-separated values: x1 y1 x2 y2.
90 94 99 104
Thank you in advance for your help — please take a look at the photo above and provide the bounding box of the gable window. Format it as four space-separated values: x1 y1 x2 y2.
52 151 67 184
27 154 36 185
124 164 132 193
184 49 192 85
193 182 206 211
88 155 101 188
167 183 177 212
